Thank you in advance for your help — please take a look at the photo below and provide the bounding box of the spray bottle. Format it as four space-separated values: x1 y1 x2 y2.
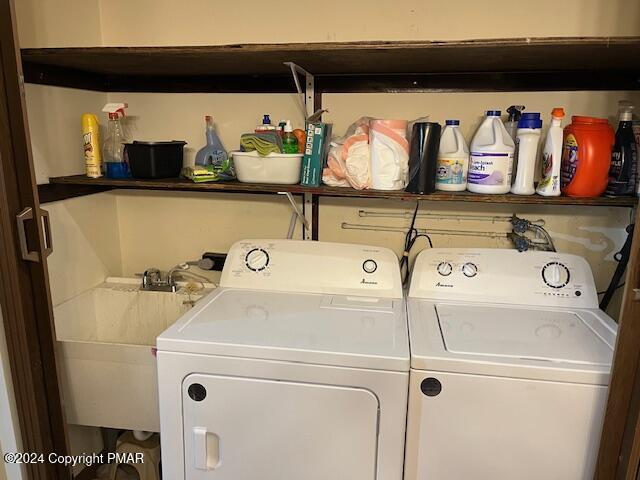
536 108 565 196
606 101 637 196
505 105 526 142
102 103 130 179
195 116 227 166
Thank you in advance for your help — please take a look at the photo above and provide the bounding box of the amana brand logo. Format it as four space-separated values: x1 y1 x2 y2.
361 278 378 285
435 282 454 288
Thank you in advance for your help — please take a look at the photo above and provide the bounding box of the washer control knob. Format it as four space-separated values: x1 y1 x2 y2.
437 262 453 276
542 262 570 289
362 259 377 274
245 248 269 272
462 262 478 278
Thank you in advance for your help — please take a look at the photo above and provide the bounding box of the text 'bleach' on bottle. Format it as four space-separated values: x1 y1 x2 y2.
102 103 130 179
468 110 516 194
606 101 638 197
436 120 469 191
511 113 543 195
536 108 565 196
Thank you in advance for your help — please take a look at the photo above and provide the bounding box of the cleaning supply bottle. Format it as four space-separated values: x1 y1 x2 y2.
511 113 543 195
195 116 227 166
536 108 565 196
282 120 298 154
436 120 469 191
505 105 526 141
82 113 102 178
102 103 131 179
561 116 614 197
255 114 275 133
606 101 637 196
468 110 516 194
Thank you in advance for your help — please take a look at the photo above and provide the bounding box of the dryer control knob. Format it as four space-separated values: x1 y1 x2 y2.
362 259 377 274
437 262 453 276
462 262 478 278
245 248 269 272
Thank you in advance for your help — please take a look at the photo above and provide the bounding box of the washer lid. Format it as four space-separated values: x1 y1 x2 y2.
436 304 612 365
157 288 409 371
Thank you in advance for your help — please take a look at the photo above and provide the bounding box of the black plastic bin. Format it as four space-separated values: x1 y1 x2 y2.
126 141 187 179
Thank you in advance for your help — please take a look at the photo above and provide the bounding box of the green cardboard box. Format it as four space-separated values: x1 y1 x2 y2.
300 122 332 187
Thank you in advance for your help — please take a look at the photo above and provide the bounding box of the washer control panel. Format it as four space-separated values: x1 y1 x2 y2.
409 248 598 308
220 239 403 299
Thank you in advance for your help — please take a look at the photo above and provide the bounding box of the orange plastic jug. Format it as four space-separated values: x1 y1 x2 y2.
561 116 614 197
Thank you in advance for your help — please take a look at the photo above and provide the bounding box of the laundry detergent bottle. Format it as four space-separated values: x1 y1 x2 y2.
606 101 637 196
468 110 515 194
436 120 469 191
561 116 614 197
536 108 565 196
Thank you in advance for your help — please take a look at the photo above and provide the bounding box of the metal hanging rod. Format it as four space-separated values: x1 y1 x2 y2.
341 222 508 239
357 209 546 225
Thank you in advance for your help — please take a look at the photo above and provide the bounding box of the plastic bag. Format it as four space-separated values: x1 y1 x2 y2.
323 117 372 189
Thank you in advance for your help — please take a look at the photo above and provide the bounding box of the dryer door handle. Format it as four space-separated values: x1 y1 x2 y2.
193 427 221 470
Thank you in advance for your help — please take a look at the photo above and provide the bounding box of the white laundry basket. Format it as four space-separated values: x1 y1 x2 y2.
231 151 303 184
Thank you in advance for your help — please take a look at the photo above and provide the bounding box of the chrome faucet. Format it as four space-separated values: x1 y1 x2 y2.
141 268 177 292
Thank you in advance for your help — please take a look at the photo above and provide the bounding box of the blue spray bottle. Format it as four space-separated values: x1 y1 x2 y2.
195 116 227 167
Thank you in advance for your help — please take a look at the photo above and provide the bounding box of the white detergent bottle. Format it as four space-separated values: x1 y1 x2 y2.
511 113 543 195
468 110 515 194
436 120 469 191
536 108 565 196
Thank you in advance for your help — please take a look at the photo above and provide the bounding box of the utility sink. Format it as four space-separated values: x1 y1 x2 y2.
54 277 214 432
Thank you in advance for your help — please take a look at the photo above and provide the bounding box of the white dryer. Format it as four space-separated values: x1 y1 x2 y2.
404 248 617 480
157 239 409 480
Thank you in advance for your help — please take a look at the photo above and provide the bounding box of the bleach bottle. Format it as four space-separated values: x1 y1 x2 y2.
436 120 469 191
468 110 515 194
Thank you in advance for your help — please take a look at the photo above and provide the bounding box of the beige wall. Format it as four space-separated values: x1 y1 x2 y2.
16 0 640 47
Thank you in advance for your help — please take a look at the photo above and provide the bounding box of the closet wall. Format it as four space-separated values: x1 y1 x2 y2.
17 1 640 307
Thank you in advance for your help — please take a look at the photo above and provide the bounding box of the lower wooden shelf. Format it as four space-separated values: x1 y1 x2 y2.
40 175 638 207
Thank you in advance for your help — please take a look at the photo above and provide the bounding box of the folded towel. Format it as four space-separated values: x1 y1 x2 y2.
240 132 283 156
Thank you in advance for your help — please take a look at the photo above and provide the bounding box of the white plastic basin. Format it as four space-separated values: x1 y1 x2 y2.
54 278 214 432
232 151 303 184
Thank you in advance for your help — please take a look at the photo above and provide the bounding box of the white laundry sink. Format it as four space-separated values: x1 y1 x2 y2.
54 277 214 432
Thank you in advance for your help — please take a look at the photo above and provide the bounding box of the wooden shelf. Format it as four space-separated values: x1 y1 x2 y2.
40 175 638 207
22 37 640 92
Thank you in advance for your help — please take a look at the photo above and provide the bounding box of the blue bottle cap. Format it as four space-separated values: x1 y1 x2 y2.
486 110 501 117
517 112 543 129
445 120 460 126
262 114 271 125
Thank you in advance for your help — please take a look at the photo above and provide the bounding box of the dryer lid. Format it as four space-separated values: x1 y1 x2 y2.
157 288 409 371
436 304 613 366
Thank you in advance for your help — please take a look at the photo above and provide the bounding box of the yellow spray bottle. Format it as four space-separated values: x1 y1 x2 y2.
82 113 102 177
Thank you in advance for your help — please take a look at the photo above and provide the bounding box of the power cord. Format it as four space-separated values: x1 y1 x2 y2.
400 202 433 286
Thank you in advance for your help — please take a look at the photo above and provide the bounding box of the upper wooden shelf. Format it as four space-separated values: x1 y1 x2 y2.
21 37 640 92
39 175 638 207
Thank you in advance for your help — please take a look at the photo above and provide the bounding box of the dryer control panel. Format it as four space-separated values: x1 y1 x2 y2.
220 240 403 299
409 248 598 308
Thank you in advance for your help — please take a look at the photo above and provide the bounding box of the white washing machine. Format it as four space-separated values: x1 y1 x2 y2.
404 248 617 480
157 239 409 480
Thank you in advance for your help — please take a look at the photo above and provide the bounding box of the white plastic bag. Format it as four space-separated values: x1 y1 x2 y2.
323 117 372 190
370 119 410 190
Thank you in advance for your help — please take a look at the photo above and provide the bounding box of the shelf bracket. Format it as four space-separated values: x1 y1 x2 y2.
279 192 310 240
284 61 314 120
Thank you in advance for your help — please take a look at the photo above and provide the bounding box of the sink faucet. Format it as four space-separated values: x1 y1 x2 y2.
141 268 177 292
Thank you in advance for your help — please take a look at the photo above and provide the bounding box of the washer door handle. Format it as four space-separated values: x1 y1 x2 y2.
193 427 220 470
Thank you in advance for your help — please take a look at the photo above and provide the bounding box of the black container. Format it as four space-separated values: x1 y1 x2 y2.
406 122 441 194
126 141 187 179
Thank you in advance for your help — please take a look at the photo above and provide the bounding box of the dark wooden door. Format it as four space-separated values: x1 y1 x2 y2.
0 0 70 478
597 206 640 480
